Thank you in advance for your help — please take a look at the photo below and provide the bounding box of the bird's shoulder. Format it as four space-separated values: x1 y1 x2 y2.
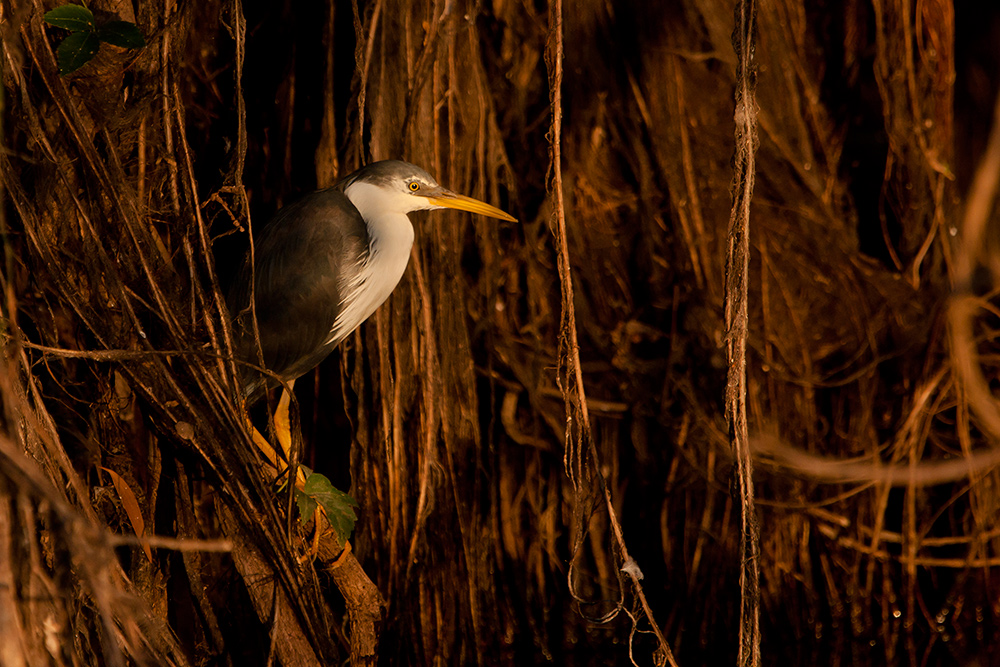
252 189 367 276
260 187 368 249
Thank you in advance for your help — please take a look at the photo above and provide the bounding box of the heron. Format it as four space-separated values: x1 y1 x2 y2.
228 160 516 474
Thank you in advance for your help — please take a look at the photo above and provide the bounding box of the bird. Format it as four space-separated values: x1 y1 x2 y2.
228 160 517 401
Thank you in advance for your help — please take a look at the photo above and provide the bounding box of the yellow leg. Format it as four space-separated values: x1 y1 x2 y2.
273 380 308 488
273 380 294 463
244 413 284 474
243 380 306 489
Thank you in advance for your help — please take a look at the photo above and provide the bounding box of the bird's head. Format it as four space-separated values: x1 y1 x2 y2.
343 160 517 222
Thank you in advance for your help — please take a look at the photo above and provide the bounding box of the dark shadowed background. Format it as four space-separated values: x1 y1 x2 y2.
2 0 999 665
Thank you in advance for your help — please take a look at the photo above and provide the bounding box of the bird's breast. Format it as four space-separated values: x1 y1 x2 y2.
325 212 415 345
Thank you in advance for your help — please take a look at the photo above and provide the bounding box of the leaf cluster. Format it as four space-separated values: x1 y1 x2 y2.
43 4 145 74
294 469 359 543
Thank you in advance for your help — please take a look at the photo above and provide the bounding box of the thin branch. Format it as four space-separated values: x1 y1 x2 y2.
546 1 678 665
726 0 761 665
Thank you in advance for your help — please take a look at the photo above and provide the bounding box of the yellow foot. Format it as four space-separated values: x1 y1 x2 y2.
296 505 353 566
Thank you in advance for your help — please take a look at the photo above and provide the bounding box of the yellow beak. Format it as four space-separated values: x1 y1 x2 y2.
426 191 517 222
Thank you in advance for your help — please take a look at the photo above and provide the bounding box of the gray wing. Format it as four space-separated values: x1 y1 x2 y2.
229 188 369 397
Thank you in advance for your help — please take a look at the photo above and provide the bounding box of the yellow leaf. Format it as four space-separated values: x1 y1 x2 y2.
99 466 152 563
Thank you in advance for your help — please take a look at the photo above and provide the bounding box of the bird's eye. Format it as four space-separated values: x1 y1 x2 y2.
408 182 420 192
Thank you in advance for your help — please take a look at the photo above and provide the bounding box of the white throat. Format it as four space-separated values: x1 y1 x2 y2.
327 181 416 344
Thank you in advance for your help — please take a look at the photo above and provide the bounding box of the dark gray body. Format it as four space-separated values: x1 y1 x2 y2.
228 185 369 399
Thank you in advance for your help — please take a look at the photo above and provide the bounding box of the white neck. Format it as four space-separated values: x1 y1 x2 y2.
327 182 416 344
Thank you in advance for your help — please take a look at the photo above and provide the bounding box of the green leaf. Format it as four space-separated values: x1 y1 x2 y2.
97 21 145 49
294 487 317 521
302 473 358 543
56 31 100 75
43 4 95 32
292 464 316 518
